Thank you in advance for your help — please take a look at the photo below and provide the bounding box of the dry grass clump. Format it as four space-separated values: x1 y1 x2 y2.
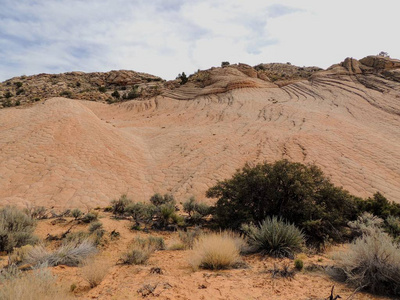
81 258 109 288
26 239 97 267
332 229 400 296
120 236 165 265
241 216 304 258
0 266 72 300
190 232 243 270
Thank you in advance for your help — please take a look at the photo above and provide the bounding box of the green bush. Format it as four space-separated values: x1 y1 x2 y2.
356 192 400 219
59 90 72 98
125 202 156 229
4 91 13 99
183 197 211 223
98 86 107 93
385 215 400 242
0 206 38 253
332 229 400 296
207 160 359 245
122 86 140 100
177 72 188 85
241 216 305 258
111 90 120 99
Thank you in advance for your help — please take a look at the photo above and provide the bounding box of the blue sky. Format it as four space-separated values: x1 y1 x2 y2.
1 0 399 81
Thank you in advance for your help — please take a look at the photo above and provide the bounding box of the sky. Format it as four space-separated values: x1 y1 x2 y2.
0 0 399 81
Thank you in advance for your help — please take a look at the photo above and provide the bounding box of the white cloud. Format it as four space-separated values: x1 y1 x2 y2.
0 0 399 81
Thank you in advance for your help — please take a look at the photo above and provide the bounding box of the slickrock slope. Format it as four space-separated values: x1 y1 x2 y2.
0 56 399 209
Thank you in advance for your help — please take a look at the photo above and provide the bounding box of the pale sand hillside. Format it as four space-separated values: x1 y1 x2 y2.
0 57 399 208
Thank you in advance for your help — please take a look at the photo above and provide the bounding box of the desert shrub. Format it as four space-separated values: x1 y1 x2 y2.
0 206 38 253
120 248 150 265
59 90 72 98
27 239 97 267
207 160 359 245
16 89 24 95
150 193 175 206
178 228 202 249
294 259 304 271
269 263 295 279
81 259 109 288
15 100 21 106
356 192 400 219
133 236 165 251
98 86 107 93
221 61 230 67
149 193 183 229
0 266 72 300
125 202 156 229
190 232 243 270
241 216 305 258
88 221 103 234
183 197 211 224
71 208 83 220
15 82 23 88
122 86 140 100
111 90 120 99
177 72 188 85
4 91 13 99
111 194 132 216
385 216 400 240
332 229 400 295
24 206 48 220
348 212 383 237
81 211 98 223
120 236 164 265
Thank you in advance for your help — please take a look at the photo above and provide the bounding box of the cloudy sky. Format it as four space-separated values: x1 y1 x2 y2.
0 0 399 81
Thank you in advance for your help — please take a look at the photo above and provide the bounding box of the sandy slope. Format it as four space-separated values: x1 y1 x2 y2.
0 58 399 209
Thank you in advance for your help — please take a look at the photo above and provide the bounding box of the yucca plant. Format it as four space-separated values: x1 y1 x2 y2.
241 216 304 258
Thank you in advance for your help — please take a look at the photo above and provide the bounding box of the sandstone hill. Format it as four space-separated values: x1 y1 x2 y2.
0 56 399 209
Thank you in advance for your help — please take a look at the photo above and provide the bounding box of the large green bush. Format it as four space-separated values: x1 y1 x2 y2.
207 160 359 244
0 206 38 253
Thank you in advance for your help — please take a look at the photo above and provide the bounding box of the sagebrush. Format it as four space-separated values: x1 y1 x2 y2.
332 229 400 295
